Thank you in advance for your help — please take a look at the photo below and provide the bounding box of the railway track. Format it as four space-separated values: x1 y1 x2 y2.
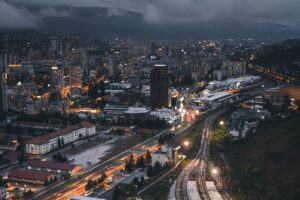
174 110 224 200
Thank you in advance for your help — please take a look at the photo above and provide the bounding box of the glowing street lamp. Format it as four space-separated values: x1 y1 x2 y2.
183 141 189 147
219 120 225 126
211 168 218 175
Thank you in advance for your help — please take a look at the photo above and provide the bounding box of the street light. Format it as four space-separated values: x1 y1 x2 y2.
212 168 218 175
183 141 189 147
219 120 225 126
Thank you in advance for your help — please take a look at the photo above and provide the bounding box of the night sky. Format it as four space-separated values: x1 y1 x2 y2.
1 0 299 39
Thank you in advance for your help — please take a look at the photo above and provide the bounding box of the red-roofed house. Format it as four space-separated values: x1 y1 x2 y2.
8 169 55 185
25 121 96 154
27 159 82 175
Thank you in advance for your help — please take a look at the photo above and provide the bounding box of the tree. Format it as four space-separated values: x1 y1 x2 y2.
44 179 49 186
154 161 162 174
98 173 108 184
147 165 154 177
27 128 35 136
132 177 139 187
124 161 129 173
5 124 11 133
57 138 61 148
86 179 94 190
100 80 105 96
136 156 145 168
145 150 152 163
0 175 7 188
158 135 165 145
125 153 135 173
63 172 71 180
23 189 34 199
112 185 123 200
15 125 22 135
16 137 26 164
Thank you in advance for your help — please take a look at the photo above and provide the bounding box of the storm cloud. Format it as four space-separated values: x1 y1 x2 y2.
1 0 300 38
0 1 40 29
6 0 300 25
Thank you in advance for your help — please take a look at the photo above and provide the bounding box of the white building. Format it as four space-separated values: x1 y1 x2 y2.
124 106 150 119
151 145 180 166
208 76 261 90
150 109 181 125
196 91 236 104
26 121 96 154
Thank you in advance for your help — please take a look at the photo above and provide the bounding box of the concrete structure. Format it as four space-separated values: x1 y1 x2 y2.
150 64 170 109
25 121 96 154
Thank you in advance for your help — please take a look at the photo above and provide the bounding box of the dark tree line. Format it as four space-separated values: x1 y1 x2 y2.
52 152 67 162
85 173 108 191
158 133 174 145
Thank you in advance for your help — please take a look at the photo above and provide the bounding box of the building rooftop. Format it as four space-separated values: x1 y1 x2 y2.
27 159 79 171
26 121 94 145
124 107 150 114
8 169 53 181
198 91 234 102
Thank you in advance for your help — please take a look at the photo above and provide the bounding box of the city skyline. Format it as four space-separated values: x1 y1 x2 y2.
0 1 299 200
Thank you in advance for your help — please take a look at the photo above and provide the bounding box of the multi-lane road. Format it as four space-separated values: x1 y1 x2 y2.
33 123 193 200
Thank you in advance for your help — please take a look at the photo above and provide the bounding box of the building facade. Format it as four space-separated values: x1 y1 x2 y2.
150 64 170 109
25 121 96 154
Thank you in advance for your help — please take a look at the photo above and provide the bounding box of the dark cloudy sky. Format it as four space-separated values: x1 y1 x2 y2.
1 0 300 39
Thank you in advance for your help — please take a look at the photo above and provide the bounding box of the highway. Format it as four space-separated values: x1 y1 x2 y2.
33 123 191 200
174 110 225 200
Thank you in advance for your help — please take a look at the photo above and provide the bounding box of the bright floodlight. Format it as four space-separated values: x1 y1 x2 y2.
212 168 218 175
183 141 189 147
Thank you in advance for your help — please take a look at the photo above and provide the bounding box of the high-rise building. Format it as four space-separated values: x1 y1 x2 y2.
0 54 8 114
108 56 116 78
50 65 64 92
66 64 81 97
51 39 61 53
150 64 170 109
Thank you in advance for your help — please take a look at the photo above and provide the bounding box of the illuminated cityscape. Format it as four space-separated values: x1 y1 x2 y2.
0 1 300 200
